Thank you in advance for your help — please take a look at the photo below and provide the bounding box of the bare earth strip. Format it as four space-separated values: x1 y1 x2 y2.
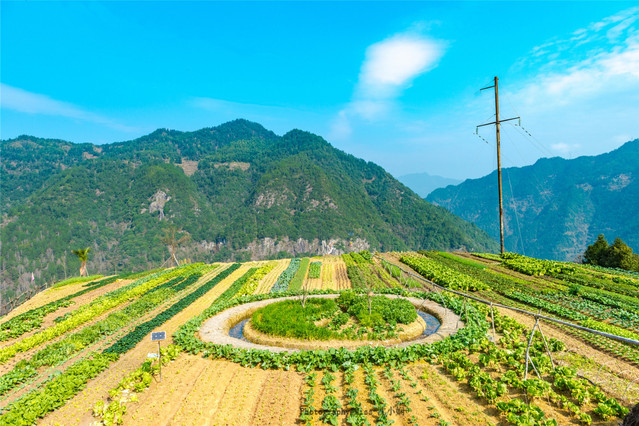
0 297 140 376
334 262 351 290
40 263 250 426
0 267 224 409
303 260 322 291
255 259 290 294
121 356 303 426
0 279 133 349
0 276 117 324
496 306 639 403
321 262 334 290
408 362 502 425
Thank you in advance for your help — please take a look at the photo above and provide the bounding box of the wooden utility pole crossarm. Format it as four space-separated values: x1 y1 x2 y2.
477 76 520 254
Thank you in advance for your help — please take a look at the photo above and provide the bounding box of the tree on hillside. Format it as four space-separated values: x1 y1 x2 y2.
604 238 639 271
582 235 639 272
160 224 190 267
583 234 608 265
71 247 91 277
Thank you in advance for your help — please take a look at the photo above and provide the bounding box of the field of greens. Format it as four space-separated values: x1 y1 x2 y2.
0 252 636 425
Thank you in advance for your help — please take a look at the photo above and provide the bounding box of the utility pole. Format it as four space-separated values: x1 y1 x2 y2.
477 76 519 254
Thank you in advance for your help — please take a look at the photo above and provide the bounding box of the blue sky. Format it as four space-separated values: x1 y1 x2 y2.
2 1 638 180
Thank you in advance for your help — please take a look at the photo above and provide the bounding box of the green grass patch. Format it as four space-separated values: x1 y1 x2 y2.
436 252 487 270
52 275 103 289
288 258 311 291
308 262 322 279
251 292 417 341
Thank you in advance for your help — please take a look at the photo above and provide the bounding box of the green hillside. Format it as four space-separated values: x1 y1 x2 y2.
427 139 639 261
0 120 497 302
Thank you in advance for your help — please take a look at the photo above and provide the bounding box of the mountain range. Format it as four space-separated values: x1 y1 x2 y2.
428 139 639 261
0 119 497 301
396 172 461 198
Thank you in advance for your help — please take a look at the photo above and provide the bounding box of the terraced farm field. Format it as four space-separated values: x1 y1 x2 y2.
0 252 637 425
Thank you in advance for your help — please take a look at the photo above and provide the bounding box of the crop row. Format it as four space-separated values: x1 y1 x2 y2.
443 309 628 425
400 254 487 291
0 352 118 426
538 292 639 332
103 264 240 354
0 264 234 424
270 258 301 293
174 287 488 370
379 260 422 289
558 271 639 299
214 266 259 304
0 275 120 341
51 275 104 289
0 264 204 364
308 262 322 279
92 345 182 425
500 253 639 298
288 258 311 291
235 263 277 297
0 273 203 398
500 252 576 277
344 263 386 290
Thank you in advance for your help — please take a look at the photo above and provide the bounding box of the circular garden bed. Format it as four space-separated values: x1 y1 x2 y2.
199 292 461 353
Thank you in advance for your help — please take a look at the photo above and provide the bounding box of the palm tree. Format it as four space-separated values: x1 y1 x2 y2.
72 247 91 277
160 225 190 267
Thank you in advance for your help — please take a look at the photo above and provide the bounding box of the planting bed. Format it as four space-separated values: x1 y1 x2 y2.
0 251 635 426
199 294 458 352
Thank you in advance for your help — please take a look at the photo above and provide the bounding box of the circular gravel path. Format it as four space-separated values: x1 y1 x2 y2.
198 294 463 353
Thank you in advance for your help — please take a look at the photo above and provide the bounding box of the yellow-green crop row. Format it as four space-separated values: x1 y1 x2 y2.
0 263 204 363
235 263 277 297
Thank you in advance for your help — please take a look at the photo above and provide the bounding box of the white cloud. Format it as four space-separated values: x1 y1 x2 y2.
357 35 443 99
1 84 135 132
514 38 639 108
516 6 639 72
512 6 639 111
551 142 580 154
331 31 445 140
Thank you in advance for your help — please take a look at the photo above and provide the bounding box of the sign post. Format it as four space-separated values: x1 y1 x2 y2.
151 331 166 381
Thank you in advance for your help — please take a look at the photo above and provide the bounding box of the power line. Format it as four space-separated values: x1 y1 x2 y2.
476 76 520 255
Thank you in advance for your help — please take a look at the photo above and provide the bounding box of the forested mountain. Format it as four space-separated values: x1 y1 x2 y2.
0 120 497 301
427 139 639 261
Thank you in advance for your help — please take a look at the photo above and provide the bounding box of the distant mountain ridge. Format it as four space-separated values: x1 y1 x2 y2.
396 172 461 198
0 119 497 300
427 139 639 261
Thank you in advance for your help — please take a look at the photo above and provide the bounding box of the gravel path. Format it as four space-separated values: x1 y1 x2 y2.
199 294 462 352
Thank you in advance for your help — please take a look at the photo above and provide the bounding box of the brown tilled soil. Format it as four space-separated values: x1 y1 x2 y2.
0 276 118 323
0 278 132 350
303 260 323 290
321 262 334 290
40 263 250 426
0 268 222 410
496 306 639 404
120 356 304 425
333 263 351 290
255 259 290 294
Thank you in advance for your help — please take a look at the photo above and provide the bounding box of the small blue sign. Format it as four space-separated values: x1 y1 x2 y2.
151 331 166 341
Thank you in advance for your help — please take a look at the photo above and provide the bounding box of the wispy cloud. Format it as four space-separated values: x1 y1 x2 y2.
515 6 639 73
1 84 136 132
551 142 580 155
330 31 445 140
495 7 639 166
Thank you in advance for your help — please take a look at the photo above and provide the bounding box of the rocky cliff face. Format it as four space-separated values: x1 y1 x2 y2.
241 237 369 259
